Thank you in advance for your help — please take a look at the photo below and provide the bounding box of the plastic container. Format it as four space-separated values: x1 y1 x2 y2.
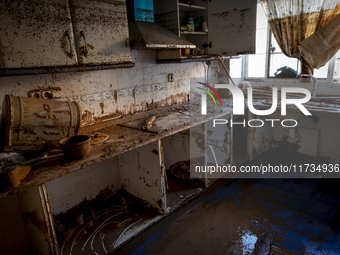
202 17 208 32
187 17 194 32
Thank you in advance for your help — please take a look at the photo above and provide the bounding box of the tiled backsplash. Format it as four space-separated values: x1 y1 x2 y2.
67 79 190 103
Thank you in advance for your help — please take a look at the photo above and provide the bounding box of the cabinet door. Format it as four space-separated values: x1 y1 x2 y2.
0 0 78 68
154 0 179 36
208 0 256 55
70 0 131 65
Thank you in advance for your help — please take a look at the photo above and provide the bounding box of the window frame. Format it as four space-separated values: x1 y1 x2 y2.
242 5 340 86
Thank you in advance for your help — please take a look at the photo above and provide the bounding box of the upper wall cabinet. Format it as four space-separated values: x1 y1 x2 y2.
0 0 133 74
208 0 256 55
0 0 78 68
70 0 131 65
154 0 256 59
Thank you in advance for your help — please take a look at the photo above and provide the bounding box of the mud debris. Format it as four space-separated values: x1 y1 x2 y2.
252 231 275 255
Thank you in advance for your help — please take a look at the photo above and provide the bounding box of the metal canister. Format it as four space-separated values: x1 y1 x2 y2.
2 95 81 151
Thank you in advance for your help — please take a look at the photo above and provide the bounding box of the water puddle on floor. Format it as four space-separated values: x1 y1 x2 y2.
240 229 258 253
226 227 275 255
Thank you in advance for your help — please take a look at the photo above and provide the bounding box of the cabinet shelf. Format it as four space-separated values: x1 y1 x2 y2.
178 3 206 12
180 31 207 35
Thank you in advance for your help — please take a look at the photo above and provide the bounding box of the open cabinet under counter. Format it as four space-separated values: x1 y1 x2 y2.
0 99 233 254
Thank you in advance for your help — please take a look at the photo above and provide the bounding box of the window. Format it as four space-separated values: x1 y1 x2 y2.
246 3 268 78
334 51 340 83
268 32 300 78
233 3 339 82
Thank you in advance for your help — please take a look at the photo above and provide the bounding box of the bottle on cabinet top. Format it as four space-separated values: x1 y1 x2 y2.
187 17 194 32
202 17 208 32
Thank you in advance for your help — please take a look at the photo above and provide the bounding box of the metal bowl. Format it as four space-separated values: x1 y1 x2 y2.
59 135 91 159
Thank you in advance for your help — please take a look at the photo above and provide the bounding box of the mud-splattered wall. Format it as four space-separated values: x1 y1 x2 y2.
46 157 121 215
0 50 220 126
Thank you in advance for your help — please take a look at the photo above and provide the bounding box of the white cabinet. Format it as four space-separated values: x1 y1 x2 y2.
154 0 256 59
70 0 131 65
0 0 78 68
0 0 132 70
208 0 256 55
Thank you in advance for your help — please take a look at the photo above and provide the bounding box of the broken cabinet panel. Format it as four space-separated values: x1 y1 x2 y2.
0 194 31 255
118 140 166 214
70 0 132 65
18 185 58 254
161 130 205 209
0 0 78 68
207 0 256 55
0 186 56 255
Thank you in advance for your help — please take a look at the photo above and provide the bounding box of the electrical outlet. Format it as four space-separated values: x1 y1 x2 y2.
168 73 174 82
28 87 62 99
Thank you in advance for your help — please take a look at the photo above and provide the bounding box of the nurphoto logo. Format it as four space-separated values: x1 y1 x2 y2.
197 82 312 128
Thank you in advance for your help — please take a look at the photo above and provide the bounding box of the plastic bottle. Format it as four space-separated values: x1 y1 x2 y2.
188 17 194 32
202 17 208 32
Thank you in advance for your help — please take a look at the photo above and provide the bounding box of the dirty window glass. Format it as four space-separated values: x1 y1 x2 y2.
230 57 242 78
314 63 329 79
268 33 328 79
268 33 300 78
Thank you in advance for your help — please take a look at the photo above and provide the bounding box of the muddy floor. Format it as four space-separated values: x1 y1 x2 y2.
123 178 340 255
119 151 340 255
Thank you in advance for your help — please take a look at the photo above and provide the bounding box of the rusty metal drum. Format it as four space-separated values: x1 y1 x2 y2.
2 95 81 151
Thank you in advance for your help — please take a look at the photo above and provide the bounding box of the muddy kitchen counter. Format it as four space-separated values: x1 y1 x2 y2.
0 99 233 200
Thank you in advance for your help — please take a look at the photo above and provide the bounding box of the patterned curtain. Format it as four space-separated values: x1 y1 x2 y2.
261 0 340 75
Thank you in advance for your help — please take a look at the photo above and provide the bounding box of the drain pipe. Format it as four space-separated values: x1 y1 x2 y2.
217 56 236 86
300 74 317 96
217 56 248 109
204 144 218 188
205 60 211 85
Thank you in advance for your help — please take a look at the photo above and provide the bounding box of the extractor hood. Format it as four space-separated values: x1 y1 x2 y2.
129 21 195 49
126 0 195 49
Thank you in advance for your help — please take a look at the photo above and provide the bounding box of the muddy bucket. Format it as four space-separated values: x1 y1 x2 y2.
59 135 91 159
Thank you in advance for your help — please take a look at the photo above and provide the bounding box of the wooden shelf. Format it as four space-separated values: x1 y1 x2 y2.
0 100 233 200
178 3 206 12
